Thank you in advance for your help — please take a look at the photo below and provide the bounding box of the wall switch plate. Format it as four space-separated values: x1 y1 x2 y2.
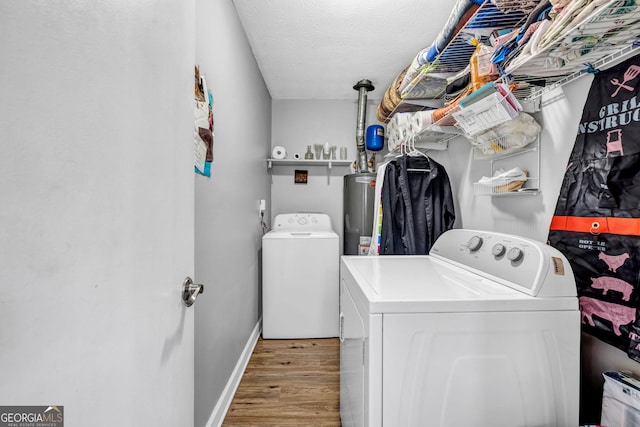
259 199 266 218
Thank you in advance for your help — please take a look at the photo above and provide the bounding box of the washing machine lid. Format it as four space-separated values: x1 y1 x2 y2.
342 256 577 313
264 230 338 239
265 213 337 239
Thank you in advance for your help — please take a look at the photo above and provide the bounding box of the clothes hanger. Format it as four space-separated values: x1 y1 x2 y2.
406 134 431 172
390 128 429 172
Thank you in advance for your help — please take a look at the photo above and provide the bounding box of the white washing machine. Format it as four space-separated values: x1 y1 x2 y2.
340 229 580 427
262 213 339 339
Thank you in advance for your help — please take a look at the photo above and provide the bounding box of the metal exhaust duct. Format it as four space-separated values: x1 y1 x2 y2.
353 79 374 173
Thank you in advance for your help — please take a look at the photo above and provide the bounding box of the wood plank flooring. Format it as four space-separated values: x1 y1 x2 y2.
222 337 341 426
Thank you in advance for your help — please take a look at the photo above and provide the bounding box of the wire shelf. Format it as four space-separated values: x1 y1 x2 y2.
505 0 640 100
400 1 533 101
473 177 539 195
386 0 640 123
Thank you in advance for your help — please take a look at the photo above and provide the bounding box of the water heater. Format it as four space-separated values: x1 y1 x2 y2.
343 173 376 255
343 79 376 255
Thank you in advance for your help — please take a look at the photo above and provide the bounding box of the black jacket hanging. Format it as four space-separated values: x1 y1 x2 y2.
380 155 455 255
548 53 640 361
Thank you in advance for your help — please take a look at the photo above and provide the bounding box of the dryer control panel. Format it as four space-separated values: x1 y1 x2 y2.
429 229 576 298
272 213 333 232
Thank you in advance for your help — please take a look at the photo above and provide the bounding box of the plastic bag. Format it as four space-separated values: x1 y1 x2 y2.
470 41 499 91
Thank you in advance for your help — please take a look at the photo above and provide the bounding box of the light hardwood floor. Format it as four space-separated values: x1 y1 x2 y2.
222 337 341 426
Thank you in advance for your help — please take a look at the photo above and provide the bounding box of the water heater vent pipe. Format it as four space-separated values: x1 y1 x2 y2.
353 79 374 173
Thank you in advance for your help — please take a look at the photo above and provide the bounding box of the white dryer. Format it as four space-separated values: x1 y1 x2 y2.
262 213 339 339
340 229 580 427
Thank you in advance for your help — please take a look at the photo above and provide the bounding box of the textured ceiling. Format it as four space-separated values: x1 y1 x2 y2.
232 0 453 101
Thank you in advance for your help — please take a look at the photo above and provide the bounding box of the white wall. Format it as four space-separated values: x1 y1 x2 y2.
441 93 578 241
194 1 271 426
271 99 385 248
270 92 577 245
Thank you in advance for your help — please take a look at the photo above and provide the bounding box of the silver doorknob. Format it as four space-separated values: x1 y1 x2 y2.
182 277 204 307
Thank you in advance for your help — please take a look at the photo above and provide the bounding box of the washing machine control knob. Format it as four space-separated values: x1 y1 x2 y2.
507 247 524 262
467 236 483 252
491 243 506 257
298 216 307 225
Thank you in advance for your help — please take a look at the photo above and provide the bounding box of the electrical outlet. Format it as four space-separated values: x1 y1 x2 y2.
259 199 266 218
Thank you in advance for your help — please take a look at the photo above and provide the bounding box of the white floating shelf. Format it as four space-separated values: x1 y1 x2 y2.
266 158 352 169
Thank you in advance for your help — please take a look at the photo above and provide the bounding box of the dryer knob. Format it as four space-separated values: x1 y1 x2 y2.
298 217 307 225
467 236 483 252
491 244 506 257
507 247 524 262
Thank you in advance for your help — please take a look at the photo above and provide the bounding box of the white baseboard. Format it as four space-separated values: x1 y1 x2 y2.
205 318 262 427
